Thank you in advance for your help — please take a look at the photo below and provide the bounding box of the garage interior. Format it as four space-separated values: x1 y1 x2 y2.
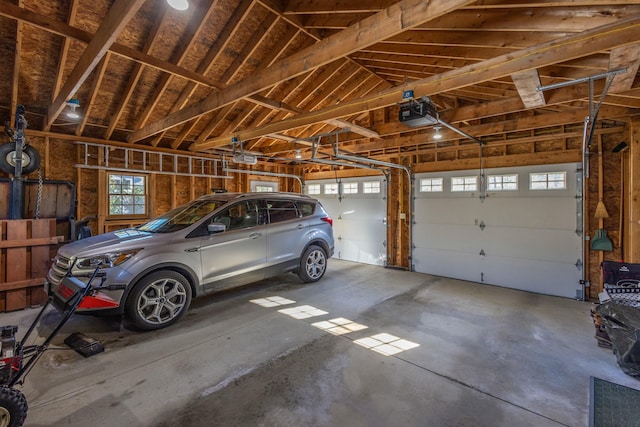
1 0 640 425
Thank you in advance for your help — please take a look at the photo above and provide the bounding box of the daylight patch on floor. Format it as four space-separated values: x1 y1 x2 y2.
354 333 420 356
250 296 296 307
252 296 420 357
312 317 368 335
278 305 328 319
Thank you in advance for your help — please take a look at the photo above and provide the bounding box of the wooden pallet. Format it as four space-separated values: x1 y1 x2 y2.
0 219 63 311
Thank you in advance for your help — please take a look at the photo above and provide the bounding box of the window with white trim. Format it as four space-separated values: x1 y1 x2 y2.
451 176 477 192
420 177 443 192
530 172 566 190
108 173 147 216
343 182 358 194
307 184 321 195
363 181 380 194
487 174 518 191
324 183 339 194
255 185 274 192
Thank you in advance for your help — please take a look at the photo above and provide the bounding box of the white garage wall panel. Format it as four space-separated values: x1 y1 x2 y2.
307 177 387 266
414 163 582 298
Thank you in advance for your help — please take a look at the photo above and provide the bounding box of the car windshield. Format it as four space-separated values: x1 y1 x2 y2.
137 199 227 233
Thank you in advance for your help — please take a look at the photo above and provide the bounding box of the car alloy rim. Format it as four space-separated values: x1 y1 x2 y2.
305 249 326 279
137 278 188 325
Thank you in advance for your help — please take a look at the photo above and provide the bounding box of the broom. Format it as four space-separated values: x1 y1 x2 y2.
594 137 609 219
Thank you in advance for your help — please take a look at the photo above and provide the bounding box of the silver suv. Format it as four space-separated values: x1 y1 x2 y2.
45 192 334 330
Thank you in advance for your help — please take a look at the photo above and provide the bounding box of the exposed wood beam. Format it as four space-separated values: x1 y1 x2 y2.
325 119 380 139
192 16 640 151
511 69 546 108
45 0 146 128
608 44 640 93
77 53 110 136
129 0 477 143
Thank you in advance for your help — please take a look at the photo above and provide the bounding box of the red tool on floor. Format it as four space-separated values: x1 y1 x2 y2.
0 267 109 427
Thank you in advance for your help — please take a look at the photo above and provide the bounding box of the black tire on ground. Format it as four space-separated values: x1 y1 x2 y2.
0 143 41 175
125 270 192 331
0 386 28 427
298 245 327 283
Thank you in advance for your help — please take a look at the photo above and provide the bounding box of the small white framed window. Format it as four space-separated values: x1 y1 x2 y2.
108 173 147 217
420 177 443 192
363 181 380 194
307 184 321 195
530 172 566 190
487 174 518 191
324 183 339 194
343 182 358 194
451 176 477 192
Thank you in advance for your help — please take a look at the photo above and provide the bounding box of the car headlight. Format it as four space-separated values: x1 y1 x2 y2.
76 249 140 269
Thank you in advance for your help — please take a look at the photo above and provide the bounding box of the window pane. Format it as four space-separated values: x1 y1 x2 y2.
363 181 380 194
487 174 518 191
267 200 299 223
108 173 147 216
420 178 443 192
324 183 338 194
343 182 358 194
307 184 321 195
452 176 477 192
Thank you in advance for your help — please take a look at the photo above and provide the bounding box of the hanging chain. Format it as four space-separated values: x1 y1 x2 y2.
34 167 43 219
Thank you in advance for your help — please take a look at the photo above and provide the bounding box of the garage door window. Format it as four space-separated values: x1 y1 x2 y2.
108 173 147 217
363 181 380 194
420 178 443 192
487 174 518 191
307 184 321 195
451 176 477 192
530 172 566 190
324 183 339 194
343 182 358 194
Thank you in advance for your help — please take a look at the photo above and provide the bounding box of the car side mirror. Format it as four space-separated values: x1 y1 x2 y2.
207 223 227 234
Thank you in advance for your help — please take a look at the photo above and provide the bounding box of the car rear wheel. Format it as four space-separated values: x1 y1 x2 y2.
298 245 327 283
126 271 192 330
0 386 28 427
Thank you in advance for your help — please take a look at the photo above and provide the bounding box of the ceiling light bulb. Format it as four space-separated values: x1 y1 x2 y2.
66 99 81 119
433 126 442 140
295 149 302 159
167 0 189 10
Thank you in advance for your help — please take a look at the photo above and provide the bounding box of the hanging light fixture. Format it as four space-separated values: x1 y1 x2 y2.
295 149 302 159
433 125 442 140
66 99 81 119
167 0 189 10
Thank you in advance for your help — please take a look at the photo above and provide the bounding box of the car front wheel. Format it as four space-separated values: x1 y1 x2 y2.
126 271 192 330
298 245 327 283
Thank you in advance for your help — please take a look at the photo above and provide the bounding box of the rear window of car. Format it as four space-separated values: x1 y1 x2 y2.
296 201 315 217
266 200 299 223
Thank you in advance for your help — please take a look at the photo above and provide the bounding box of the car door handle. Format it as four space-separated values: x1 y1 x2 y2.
250 232 262 239
185 247 200 252
296 224 304 229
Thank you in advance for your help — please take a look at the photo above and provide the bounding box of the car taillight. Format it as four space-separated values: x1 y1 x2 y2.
321 216 333 227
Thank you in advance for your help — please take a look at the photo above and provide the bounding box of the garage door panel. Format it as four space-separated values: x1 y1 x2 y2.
478 198 576 230
479 257 579 298
414 163 582 298
480 228 580 263
308 178 387 266
413 247 482 283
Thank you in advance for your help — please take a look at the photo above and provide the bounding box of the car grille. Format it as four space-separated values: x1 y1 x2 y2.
47 254 72 286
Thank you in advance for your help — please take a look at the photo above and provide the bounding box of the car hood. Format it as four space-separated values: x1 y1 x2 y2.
57 228 157 258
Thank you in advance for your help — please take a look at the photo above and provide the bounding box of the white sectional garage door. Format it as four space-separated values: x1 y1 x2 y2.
413 163 583 298
307 177 387 266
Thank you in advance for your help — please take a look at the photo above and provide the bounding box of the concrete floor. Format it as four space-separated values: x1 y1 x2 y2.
3 260 639 426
